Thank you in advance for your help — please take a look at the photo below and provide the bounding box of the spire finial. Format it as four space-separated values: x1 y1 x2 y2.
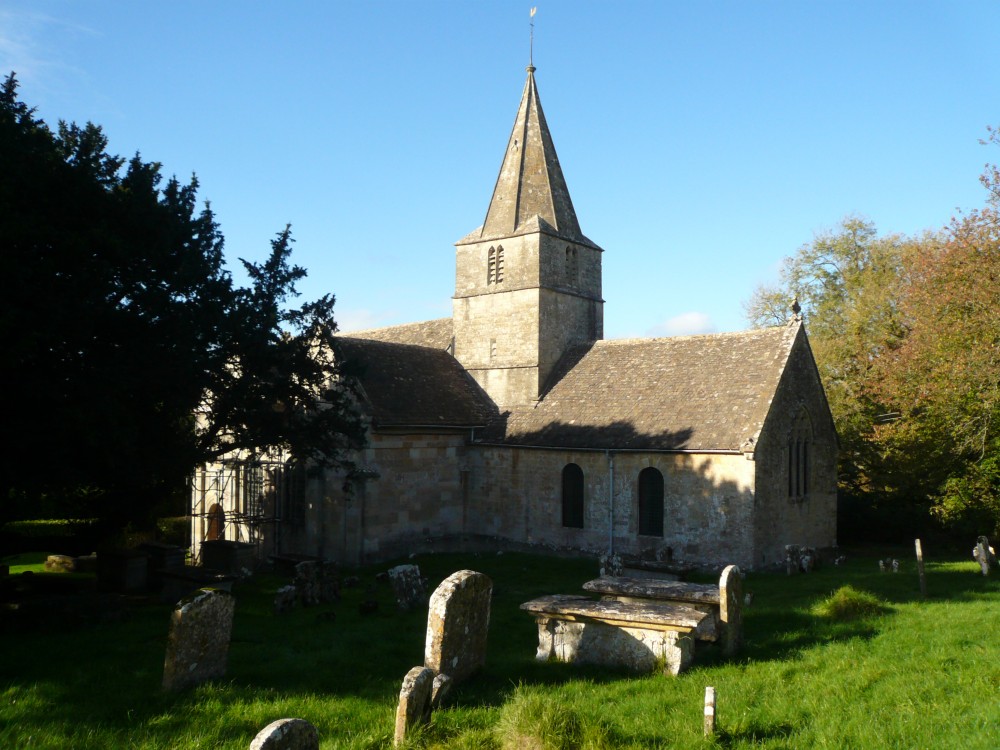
529 7 537 69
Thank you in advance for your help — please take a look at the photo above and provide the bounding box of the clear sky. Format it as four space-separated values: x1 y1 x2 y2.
3 2 1000 338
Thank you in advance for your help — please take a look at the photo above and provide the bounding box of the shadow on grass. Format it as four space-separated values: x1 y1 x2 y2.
2 549 996 747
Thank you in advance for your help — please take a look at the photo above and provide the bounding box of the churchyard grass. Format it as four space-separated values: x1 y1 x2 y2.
1 549 997 749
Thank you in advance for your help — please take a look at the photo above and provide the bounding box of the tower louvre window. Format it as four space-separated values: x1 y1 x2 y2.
488 245 505 285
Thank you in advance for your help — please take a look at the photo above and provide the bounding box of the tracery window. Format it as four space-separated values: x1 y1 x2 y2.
787 410 812 501
638 467 664 537
562 463 584 529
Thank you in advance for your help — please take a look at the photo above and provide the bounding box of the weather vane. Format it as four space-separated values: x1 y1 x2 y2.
529 7 537 67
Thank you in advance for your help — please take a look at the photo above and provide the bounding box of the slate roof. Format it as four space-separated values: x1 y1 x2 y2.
334 335 493 428
480 323 803 452
341 318 453 350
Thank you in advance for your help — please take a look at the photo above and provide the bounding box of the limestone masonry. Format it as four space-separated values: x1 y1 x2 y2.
191 64 838 571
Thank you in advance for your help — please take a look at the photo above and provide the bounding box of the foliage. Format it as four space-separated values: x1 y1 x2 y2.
0 73 366 534
811 584 889 621
870 128 1000 539
744 217 940 527
494 687 611 750
1 551 997 749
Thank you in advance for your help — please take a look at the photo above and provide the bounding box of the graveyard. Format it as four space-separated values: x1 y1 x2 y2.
1 547 998 749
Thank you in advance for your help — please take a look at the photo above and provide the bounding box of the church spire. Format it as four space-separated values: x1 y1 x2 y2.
474 65 593 246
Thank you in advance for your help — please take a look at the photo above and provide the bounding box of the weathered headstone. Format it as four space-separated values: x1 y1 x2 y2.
388 564 428 611
44 554 76 573
598 552 623 577
784 545 800 575
249 718 319 750
393 666 434 747
430 673 452 709
274 585 297 614
719 565 742 657
973 536 997 576
162 588 235 691
424 570 492 684
293 560 339 606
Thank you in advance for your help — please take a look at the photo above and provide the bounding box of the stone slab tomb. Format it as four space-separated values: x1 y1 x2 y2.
162 588 235 691
250 718 319 750
521 594 702 675
424 569 492 683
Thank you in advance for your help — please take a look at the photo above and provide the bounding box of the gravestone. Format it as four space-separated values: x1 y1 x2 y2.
424 570 492 684
44 555 76 573
162 588 235 691
393 666 434 746
274 585 297 614
249 718 319 750
973 536 997 576
430 673 452 709
719 565 743 657
388 564 427 611
598 552 623 577
293 560 339 606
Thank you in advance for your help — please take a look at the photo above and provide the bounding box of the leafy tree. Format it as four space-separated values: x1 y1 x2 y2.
0 74 366 537
744 218 934 510
873 130 1000 537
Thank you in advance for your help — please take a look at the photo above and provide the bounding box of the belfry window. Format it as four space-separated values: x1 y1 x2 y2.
787 410 812 502
488 246 505 285
562 463 584 528
565 246 579 284
638 467 664 537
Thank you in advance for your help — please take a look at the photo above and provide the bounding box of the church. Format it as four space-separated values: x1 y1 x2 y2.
190 64 838 571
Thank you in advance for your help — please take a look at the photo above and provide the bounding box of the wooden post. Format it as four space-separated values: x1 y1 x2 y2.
704 686 716 736
915 538 927 599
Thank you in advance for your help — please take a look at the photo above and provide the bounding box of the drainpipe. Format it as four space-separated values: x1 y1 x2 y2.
607 450 615 554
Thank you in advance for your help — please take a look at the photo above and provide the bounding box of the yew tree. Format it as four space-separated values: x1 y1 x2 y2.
0 74 366 534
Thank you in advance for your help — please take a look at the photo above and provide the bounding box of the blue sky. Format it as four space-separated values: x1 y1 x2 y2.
3 2 1000 338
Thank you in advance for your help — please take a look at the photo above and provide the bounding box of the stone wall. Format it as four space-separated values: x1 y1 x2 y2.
752 327 838 567
318 431 472 565
466 446 758 568
452 233 603 410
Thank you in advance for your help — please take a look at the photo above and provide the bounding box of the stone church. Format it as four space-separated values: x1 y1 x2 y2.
190 65 838 571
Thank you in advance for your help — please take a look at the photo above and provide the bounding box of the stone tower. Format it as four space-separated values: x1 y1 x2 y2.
453 65 604 411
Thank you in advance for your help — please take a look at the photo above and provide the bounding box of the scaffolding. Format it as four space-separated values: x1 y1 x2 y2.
189 457 292 565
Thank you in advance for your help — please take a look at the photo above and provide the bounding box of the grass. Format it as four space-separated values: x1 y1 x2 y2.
1 549 998 749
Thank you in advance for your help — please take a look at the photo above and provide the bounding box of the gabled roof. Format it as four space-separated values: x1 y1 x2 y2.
334 335 493 429
341 318 453 350
480 323 804 451
457 66 600 250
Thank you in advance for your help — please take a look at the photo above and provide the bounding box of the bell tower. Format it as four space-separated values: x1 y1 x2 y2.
452 65 603 411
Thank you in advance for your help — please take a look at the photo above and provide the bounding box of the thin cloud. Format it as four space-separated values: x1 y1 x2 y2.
647 311 717 338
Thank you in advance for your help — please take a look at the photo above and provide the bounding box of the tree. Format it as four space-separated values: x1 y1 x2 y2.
0 74 366 536
744 218 935 510
872 128 1000 537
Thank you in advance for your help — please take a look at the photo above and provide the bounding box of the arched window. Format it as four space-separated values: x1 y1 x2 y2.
562 463 584 528
206 503 225 541
488 245 505 285
787 410 812 501
638 467 664 537
282 460 307 527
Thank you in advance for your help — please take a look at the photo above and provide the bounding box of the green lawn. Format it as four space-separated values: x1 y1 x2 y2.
1 549 997 749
